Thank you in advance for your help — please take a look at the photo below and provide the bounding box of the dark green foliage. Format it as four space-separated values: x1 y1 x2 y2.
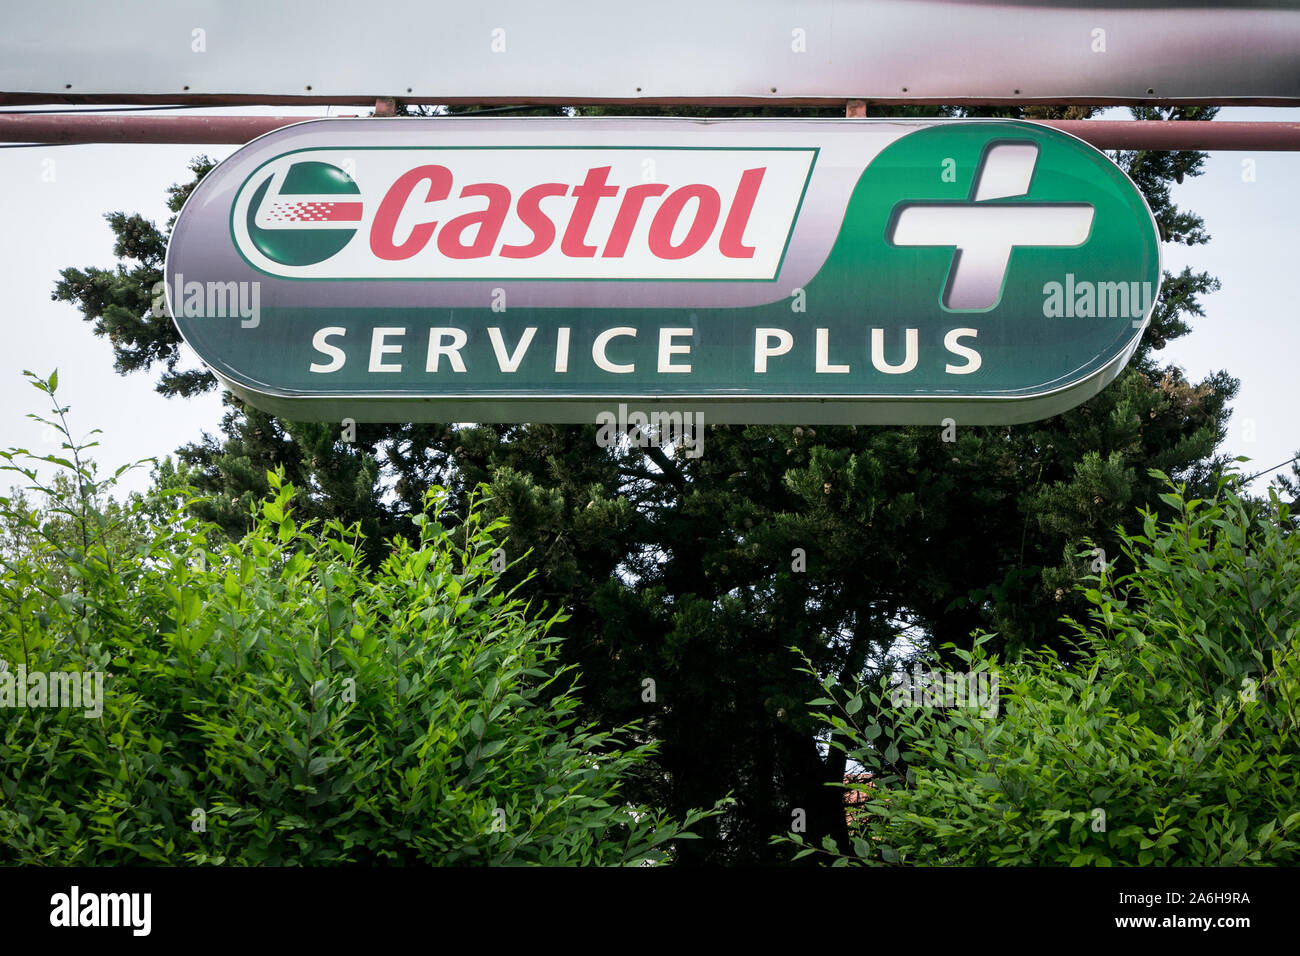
0 373 714 865
789 475 1300 865
52 157 216 398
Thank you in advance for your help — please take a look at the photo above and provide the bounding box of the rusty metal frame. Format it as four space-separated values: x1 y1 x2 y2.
3 113 1299 151
2 97 1298 150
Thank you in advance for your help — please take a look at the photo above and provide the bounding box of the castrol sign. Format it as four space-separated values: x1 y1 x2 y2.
235 149 814 280
165 117 1161 425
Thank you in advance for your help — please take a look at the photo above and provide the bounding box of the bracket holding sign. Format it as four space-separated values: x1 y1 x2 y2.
165 117 1161 425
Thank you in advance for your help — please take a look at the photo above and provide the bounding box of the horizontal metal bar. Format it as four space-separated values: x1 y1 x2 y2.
0 114 352 144
1042 119 1300 151
4 92 1300 109
2 113 1299 150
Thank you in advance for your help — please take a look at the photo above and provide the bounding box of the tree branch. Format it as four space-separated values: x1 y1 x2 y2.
641 444 687 493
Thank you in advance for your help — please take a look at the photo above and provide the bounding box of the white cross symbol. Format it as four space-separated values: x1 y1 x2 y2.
888 142 1095 311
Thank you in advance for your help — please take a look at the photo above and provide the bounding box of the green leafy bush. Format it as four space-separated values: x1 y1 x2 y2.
0 372 711 864
787 472 1300 865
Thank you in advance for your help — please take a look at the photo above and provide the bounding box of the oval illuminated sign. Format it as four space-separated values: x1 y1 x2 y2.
165 117 1161 424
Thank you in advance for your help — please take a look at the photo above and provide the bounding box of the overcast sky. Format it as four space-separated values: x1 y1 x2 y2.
1 105 1296 503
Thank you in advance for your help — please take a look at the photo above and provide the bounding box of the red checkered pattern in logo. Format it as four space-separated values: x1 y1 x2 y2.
263 201 363 223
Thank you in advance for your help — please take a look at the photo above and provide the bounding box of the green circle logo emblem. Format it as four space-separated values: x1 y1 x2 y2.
246 160 362 267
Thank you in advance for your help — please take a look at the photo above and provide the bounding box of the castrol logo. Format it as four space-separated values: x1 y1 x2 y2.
231 147 817 280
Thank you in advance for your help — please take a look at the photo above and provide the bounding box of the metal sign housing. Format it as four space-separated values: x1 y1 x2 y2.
4 0 1299 106
165 117 1162 424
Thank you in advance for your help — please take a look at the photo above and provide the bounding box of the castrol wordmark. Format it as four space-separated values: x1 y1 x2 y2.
232 148 818 281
